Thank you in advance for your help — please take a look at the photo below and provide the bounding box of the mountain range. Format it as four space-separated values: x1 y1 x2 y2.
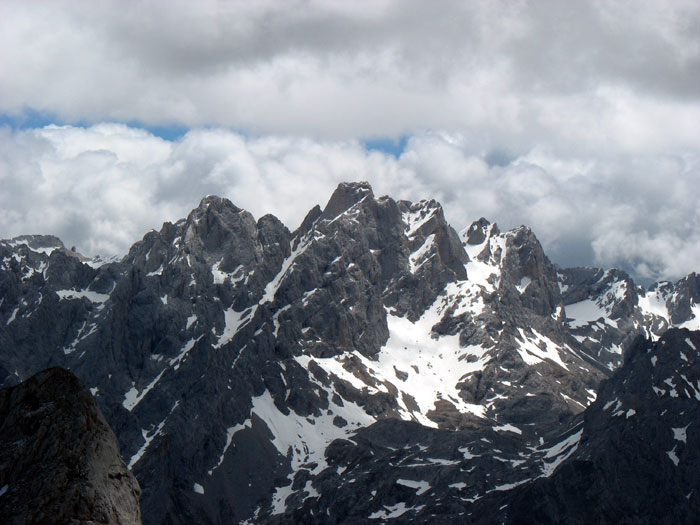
1 181 698 523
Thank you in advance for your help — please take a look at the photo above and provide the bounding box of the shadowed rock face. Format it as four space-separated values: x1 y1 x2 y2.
0 367 141 525
469 328 700 524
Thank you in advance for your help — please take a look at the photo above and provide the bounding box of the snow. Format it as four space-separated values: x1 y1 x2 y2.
86 254 122 268
63 321 98 354
186 315 197 329
193 483 204 494
409 234 435 273
376 306 489 422
0 484 8 497
271 483 295 515
465 260 499 290
459 446 478 460
127 401 179 468
403 205 436 236
541 429 583 477
146 265 163 277
272 305 291 338
492 479 530 491
170 337 200 369
565 299 611 328
262 237 310 304
397 479 431 495
369 502 424 519
302 288 318 305
516 276 532 294
672 425 689 444
122 366 166 412
515 328 570 370
208 420 252 475
211 261 245 285
302 480 319 500
90 387 99 396
493 423 522 435
625 409 636 418
686 338 697 351
652 386 665 396
667 448 680 467
297 290 490 426
251 389 373 475
449 482 467 490
215 308 248 348
56 289 110 303
441 280 486 317
254 386 373 515
651 355 658 366
679 304 700 330
123 338 200 411
6 307 19 325
638 290 670 320
4 238 60 255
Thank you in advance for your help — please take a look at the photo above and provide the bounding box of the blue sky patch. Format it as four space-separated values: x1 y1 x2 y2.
362 136 408 158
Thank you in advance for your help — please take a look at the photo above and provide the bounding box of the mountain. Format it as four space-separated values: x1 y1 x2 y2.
1 181 698 523
0 367 141 524
471 327 700 524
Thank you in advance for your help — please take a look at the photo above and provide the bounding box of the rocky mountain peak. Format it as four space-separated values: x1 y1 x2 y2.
462 217 492 245
320 181 375 220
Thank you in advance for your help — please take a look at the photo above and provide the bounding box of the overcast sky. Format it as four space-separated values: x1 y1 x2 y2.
1 0 699 283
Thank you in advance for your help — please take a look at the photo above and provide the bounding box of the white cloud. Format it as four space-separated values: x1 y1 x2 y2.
1 124 698 283
1 0 699 152
0 1 699 282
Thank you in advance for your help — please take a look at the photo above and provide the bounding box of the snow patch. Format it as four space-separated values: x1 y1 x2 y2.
516 276 532 294
56 289 110 304
215 309 248 348
672 425 689 444
667 448 680 467
565 299 612 328
396 478 431 495
493 423 522 435
541 429 583 477
515 328 570 370
208 420 252 475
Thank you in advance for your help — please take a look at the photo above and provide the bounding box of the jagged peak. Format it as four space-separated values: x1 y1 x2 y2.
2 234 65 251
320 181 375 220
195 194 240 213
0 235 93 261
461 218 492 246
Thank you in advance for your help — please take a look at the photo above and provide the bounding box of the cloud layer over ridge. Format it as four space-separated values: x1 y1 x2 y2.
1 124 698 283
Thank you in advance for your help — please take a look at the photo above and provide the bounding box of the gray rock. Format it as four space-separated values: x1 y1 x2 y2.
0 367 141 524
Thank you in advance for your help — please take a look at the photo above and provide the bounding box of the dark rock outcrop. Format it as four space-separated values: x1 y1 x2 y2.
0 367 141 524
472 328 700 524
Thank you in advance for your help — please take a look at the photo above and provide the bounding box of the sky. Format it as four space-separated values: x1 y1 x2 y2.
1 0 699 283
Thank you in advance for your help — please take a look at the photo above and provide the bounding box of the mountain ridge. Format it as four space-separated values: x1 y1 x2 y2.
1 181 699 523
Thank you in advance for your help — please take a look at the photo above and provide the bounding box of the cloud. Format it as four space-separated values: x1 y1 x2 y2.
1 124 698 283
1 0 699 152
1 1 699 281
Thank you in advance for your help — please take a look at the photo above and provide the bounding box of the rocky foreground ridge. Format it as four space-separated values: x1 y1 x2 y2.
0 367 141 524
1 181 699 523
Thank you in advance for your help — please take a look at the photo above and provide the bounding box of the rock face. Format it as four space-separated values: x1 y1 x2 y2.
0 367 141 524
1 182 699 523
471 328 700 524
